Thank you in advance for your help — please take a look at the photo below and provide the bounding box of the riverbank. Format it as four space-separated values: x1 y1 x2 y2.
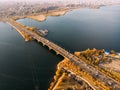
10 7 76 22
7 18 38 41
2 4 120 22
74 49 120 83
27 15 46 22
49 49 120 90
49 58 110 90
27 9 69 22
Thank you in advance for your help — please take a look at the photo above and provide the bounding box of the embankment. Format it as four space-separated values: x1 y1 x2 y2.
27 9 69 22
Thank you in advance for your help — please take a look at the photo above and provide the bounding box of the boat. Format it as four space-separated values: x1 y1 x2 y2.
39 29 48 35
35 29 48 36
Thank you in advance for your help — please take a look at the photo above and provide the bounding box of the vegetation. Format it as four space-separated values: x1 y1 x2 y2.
8 18 38 41
75 48 107 65
52 72 93 90
49 48 120 90
74 48 120 83
47 6 59 11
58 59 110 90
48 69 63 90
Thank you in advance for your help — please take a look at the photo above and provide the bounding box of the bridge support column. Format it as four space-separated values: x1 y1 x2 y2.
56 51 60 55
37 40 40 42
48 47 52 50
42 43 46 46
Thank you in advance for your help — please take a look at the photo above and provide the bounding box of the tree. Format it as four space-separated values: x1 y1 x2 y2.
110 50 115 54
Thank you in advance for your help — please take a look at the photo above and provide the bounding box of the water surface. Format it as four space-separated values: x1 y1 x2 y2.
0 22 62 90
18 5 120 52
0 5 120 90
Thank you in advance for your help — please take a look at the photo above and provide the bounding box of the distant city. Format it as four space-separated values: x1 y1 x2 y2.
0 0 120 18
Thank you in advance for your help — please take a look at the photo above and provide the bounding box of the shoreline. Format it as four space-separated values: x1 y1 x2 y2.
1 4 120 22
26 8 71 22
49 49 120 90
0 5 103 22
49 58 109 90
10 7 78 22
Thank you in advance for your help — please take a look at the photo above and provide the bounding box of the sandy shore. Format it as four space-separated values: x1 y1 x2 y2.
3 7 80 22
47 10 68 16
27 9 69 22
27 15 46 22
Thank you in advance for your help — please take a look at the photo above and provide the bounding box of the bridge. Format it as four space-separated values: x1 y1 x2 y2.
7 19 120 89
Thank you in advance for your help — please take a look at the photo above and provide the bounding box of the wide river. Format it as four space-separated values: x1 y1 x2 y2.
0 5 120 90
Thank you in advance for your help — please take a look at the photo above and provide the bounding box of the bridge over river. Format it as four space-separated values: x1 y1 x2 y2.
7 19 120 90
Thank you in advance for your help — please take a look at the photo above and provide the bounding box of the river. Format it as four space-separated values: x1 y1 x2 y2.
0 5 120 90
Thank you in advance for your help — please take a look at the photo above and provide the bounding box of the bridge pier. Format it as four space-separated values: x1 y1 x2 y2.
56 51 60 55
42 42 46 46
48 46 52 50
37 40 40 42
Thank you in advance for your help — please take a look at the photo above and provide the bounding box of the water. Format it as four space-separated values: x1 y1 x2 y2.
18 5 120 52
0 22 62 90
0 5 120 90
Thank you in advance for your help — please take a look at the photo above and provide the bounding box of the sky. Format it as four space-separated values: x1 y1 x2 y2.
0 0 72 4
0 0 119 1
0 0 120 4
0 0 82 5
0 0 64 2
